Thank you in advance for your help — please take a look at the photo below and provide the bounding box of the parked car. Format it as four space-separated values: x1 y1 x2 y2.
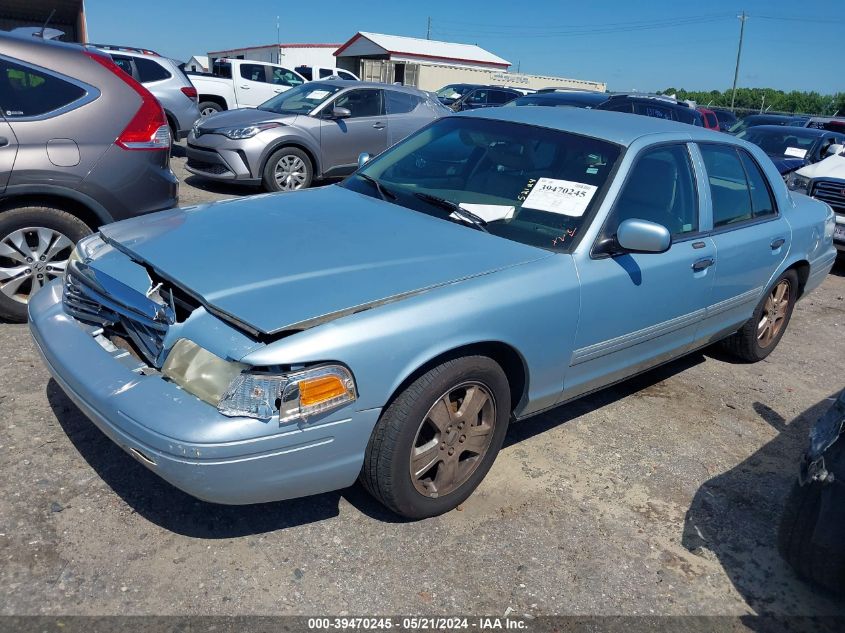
736 125 845 176
294 65 359 81
805 116 845 133
504 91 608 109
435 83 484 106
697 107 719 130
786 149 845 252
186 81 447 191
779 387 845 596
728 113 810 135
30 108 836 518
596 94 703 126
710 107 738 132
190 58 306 116
445 86 524 111
93 44 200 140
0 32 178 322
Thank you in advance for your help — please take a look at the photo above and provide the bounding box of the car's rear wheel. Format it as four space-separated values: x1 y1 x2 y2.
360 356 510 519
262 147 313 192
721 269 798 362
0 207 92 322
198 101 222 117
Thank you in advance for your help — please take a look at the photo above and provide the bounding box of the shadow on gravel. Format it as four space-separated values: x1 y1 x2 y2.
46 379 405 536
182 175 255 198
830 256 845 278
682 393 845 617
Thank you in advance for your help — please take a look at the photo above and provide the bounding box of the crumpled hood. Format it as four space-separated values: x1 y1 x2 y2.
99 186 550 335
196 108 298 132
796 153 845 180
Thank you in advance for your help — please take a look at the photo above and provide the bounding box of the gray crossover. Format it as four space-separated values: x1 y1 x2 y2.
186 81 447 191
0 32 178 322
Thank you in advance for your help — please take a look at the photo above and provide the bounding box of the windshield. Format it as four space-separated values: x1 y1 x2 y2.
341 117 622 252
738 127 820 157
436 85 474 100
258 83 343 115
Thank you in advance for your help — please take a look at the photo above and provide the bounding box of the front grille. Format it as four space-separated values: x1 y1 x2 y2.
811 179 845 214
63 265 175 367
186 157 230 175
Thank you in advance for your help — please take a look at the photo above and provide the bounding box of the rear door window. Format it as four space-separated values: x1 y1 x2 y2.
270 67 304 87
738 150 777 218
240 64 267 82
385 90 422 114
337 71 357 80
319 68 333 79
0 58 87 118
134 58 172 83
110 55 136 78
295 66 313 80
699 144 759 227
488 90 516 105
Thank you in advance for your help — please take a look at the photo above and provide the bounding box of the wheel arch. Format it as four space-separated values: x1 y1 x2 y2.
785 259 811 298
383 341 529 420
259 140 321 179
197 95 227 111
0 187 112 229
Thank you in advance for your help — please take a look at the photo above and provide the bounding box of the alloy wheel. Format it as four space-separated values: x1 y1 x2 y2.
409 381 497 498
757 279 791 348
200 107 218 117
0 227 73 304
273 155 307 191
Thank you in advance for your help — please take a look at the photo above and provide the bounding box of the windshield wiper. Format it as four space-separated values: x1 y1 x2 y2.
358 173 397 202
414 192 489 233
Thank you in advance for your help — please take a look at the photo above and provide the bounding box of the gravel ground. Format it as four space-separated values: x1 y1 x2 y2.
1 144 844 617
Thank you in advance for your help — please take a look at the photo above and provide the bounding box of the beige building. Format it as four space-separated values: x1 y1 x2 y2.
334 32 604 93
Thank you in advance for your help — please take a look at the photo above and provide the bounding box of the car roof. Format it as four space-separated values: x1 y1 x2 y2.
519 91 607 102
308 80 427 95
460 106 728 147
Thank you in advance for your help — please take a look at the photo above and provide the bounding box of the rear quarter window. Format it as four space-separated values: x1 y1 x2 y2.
0 58 87 118
134 58 172 83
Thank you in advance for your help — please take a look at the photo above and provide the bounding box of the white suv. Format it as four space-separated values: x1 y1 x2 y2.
788 147 845 251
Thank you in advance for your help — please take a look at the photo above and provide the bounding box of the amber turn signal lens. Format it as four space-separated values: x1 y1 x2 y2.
299 375 348 406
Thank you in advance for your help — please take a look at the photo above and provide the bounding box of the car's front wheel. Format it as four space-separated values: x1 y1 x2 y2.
721 269 798 362
361 356 511 519
262 147 313 192
0 207 91 322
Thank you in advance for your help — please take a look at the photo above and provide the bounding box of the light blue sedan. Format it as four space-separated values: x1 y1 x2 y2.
29 108 837 519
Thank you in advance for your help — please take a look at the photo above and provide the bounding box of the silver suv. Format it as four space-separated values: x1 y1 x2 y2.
94 44 201 140
0 32 179 322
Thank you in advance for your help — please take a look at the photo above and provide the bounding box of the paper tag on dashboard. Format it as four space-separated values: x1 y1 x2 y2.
306 90 331 99
784 147 808 159
521 178 598 217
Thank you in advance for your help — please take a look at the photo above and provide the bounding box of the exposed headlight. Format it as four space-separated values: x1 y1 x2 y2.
219 122 281 140
787 172 810 194
162 339 357 423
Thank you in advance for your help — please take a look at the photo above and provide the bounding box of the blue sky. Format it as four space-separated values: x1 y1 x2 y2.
85 0 844 94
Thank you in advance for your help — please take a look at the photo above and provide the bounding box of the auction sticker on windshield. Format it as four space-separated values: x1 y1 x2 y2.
784 147 808 159
522 178 598 217
307 90 331 100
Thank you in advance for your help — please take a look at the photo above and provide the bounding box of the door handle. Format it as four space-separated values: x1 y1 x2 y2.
692 257 715 272
372 124 385 130
0 137 8 148
770 238 785 250
240 85 250 89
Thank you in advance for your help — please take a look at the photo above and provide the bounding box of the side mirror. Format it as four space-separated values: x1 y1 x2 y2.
331 106 351 119
357 152 371 169
615 218 672 254
825 143 844 156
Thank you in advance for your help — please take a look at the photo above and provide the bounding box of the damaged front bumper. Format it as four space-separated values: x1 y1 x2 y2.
28 281 380 505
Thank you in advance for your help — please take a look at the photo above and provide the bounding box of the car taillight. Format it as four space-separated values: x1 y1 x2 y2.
84 51 170 151
181 86 198 102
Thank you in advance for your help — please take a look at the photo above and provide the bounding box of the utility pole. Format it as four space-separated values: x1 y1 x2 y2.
730 11 747 111
426 17 431 40
276 16 280 64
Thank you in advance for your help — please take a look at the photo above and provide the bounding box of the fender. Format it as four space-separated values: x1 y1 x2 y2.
0 183 114 225
258 136 322 178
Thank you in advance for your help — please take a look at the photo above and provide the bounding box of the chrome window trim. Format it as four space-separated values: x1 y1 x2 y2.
0 53 100 122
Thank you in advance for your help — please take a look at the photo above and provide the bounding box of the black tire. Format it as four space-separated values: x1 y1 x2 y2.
197 101 222 117
360 356 511 519
720 269 798 362
0 206 92 322
261 147 313 192
779 476 845 596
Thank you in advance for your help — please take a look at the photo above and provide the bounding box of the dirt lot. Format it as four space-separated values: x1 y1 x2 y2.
1 144 844 618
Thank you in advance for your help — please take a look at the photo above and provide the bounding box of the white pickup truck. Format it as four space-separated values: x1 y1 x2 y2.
190 59 307 116
787 146 845 251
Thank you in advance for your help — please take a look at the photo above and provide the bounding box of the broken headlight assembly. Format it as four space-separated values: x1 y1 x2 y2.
66 234 109 276
162 339 357 423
